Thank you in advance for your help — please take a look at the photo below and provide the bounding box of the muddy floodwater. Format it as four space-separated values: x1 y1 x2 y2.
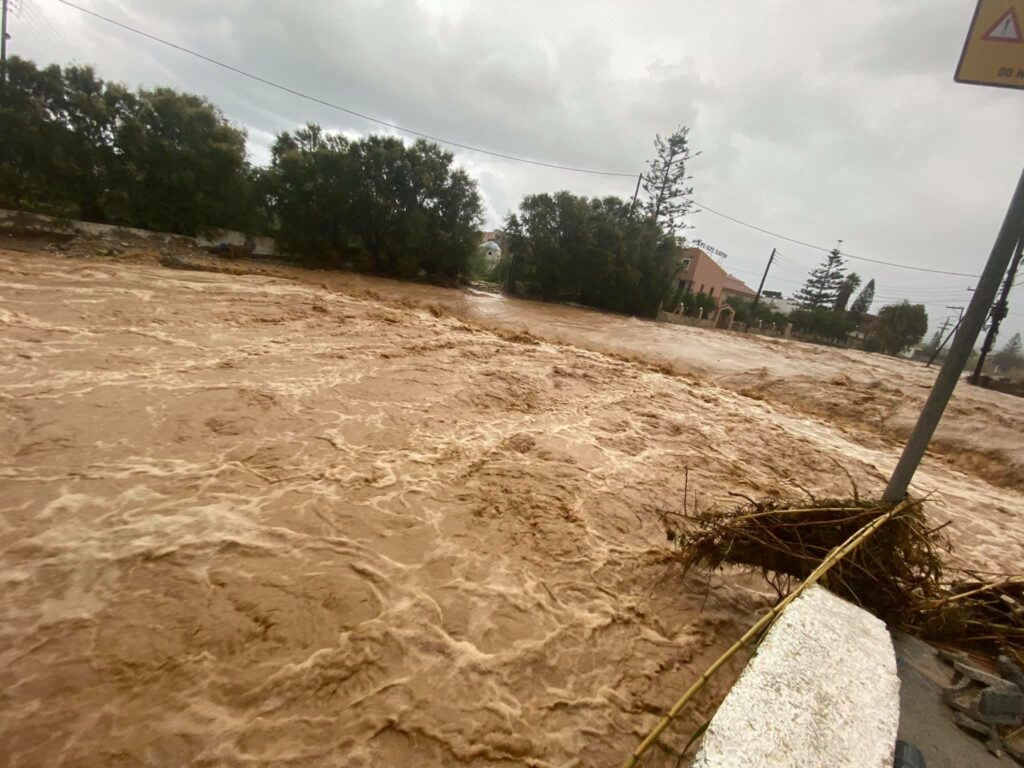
1 248 1022 767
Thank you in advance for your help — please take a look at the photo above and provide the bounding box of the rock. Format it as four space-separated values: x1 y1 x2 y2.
954 660 1007 688
892 740 928 768
943 675 977 713
953 711 991 738
937 648 970 666
978 680 1024 725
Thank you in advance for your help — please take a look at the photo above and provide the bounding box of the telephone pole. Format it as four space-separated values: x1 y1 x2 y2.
926 311 959 368
971 235 1023 383
1 0 10 98
750 248 776 310
626 175 643 219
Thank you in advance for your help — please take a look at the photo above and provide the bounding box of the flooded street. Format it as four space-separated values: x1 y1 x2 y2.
1 249 1022 767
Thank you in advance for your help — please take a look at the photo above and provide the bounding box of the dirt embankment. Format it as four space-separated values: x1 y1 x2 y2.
0 243 1021 767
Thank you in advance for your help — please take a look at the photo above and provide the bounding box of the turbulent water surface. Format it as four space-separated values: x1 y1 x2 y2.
1 248 1021 767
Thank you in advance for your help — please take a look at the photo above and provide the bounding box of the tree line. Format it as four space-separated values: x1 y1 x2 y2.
778 247 928 356
0 57 482 280
0 56 691 312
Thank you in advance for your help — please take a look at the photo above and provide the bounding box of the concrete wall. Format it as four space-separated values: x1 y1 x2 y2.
693 585 900 767
0 209 278 257
677 247 756 305
657 310 714 329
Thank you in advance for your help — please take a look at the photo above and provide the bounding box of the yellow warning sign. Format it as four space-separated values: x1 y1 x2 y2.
956 0 1024 89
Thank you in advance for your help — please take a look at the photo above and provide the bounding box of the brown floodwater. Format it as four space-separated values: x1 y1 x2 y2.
0 248 1021 767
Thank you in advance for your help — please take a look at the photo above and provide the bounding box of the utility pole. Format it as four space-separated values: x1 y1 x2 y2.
882 167 1024 502
751 248 776 310
626 175 643 219
1 0 10 99
971 235 1023 383
927 315 962 368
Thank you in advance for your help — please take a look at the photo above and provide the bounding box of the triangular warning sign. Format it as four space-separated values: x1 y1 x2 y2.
982 7 1023 43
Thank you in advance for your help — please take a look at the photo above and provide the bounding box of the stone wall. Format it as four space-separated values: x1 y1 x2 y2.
0 209 278 257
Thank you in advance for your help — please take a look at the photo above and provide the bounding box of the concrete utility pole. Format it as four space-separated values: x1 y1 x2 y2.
751 248 776 310
971 235 1023 383
626 174 643 218
882 167 1024 502
1 0 9 98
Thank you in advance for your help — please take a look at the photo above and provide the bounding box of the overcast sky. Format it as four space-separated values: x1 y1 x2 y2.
11 0 1024 338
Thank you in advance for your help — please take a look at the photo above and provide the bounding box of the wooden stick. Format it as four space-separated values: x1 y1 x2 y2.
622 498 915 768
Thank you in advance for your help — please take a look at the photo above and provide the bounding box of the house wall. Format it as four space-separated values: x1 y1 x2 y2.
677 248 756 305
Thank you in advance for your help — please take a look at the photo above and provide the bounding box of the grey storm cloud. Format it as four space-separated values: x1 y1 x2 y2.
12 0 1024 336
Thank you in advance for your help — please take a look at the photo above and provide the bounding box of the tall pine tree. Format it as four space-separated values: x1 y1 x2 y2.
849 278 875 318
795 248 847 309
641 127 696 234
833 273 861 312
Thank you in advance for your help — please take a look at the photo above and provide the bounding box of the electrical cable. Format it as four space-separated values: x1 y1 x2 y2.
49 0 999 282
54 0 637 178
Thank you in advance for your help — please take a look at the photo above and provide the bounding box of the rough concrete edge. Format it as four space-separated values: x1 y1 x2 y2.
692 585 900 767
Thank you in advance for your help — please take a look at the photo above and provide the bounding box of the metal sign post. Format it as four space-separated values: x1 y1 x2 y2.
882 168 1024 501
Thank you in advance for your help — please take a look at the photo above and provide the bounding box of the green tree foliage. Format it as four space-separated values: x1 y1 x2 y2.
678 291 718 319
0 57 257 235
641 127 696 234
505 192 677 317
265 126 482 279
833 272 861 312
795 248 847 309
724 296 788 328
849 278 875 318
994 332 1023 372
788 306 856 344
868 302 929 356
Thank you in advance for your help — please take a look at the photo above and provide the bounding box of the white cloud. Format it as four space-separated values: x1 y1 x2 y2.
10 0 1024 336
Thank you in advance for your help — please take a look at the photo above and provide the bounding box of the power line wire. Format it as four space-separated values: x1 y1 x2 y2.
54 0 637 179
693 199 980 278
54 0 990 282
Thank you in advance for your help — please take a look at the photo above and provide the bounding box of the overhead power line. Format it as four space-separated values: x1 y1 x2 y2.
54 0 636 178
692 199 980 278
58 0 986 281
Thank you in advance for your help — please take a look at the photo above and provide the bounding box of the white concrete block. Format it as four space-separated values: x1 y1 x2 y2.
692 585 900 768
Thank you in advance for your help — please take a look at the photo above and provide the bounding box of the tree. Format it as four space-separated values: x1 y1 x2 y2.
0 57 257 235
266 128 483 279
795 248 846 309
849 278 875 318
788 306 856 344
724 296 788 327
504 191 677 317
641 127 697 234
993 332 1023 372
870 302 928 356
833 273 861 312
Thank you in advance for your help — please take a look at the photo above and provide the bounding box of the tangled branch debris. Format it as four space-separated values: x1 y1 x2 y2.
671 495 1024 664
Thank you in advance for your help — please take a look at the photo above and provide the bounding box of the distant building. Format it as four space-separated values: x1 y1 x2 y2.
676 247 756 305
480 240 501 267
478 231 504 268
766 296 802 316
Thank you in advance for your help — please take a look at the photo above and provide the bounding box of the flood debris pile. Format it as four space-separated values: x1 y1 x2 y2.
940 651 1024 762
670 495 1024 665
